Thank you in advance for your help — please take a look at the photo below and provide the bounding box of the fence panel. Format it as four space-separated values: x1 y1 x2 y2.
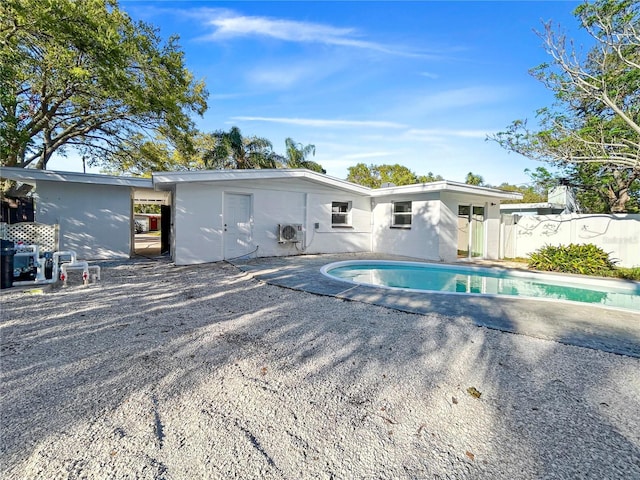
501 214 640 268
0 222 59 252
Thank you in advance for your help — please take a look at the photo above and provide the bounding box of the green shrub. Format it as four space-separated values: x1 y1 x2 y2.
527 244 617 276
612 267 640 281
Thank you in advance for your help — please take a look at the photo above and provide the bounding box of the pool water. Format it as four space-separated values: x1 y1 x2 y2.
321 261 640 312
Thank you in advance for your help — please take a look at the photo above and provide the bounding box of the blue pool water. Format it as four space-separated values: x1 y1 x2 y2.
321 261 640 312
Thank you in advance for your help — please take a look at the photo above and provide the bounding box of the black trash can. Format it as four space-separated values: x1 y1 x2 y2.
1 239 15 289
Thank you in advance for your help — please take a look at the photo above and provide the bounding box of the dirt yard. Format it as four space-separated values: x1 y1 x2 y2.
1 258 639 479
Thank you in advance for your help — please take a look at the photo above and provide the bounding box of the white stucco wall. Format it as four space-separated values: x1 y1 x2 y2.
172 179 371 265
440 193 502 261
371 193 442 261
34 181 132 260
485 203 502 260
170 177 514 265
437 197 458 262
173 183 223 264
304 193 371 255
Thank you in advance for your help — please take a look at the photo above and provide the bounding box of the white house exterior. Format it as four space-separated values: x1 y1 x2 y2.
1 167 522 264
151 169 521 265
0 167 155 259
153 170 375 265
369 184 508 263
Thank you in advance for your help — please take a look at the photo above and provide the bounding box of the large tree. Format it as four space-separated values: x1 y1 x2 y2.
490 0 640 212
103 131 214 176
0 0 207 172
346 163 443 188
203 126 282 170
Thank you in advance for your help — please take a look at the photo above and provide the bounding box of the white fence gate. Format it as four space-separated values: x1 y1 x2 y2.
500 214 640 268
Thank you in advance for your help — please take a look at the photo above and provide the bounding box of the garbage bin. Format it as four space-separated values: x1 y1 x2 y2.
1 239 15 289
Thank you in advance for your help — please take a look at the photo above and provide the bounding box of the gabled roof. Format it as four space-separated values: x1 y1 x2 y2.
0 166 152 188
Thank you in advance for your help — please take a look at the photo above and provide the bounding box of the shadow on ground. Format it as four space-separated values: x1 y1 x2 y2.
1 255 638 479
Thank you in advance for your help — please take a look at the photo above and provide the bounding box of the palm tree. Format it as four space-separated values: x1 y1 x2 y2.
284 138 325 173
465 172 484 186
203 127 282 169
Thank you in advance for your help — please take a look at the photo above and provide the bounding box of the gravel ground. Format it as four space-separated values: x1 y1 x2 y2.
1 258 639 479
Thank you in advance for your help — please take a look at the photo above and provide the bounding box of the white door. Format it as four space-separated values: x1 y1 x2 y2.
224 193 252 259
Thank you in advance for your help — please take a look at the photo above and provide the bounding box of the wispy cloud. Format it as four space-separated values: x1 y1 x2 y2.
246 62 337 89
406 128 489 139
341 151 396 160
194 8 436 58
418 86 508 110
232 116 407 129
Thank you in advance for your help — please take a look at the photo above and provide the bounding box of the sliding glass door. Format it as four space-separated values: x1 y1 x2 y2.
457 205 485 258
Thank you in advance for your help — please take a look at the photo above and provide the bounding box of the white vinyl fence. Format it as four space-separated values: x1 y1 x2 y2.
501 214 640 268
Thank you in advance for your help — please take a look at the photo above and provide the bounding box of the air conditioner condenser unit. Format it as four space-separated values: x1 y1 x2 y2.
278 224 302 243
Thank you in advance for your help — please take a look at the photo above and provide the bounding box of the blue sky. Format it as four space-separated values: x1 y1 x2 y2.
51 0 590 186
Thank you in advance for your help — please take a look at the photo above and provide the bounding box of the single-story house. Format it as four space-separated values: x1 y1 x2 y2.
0 167 522 264
500 185 579 216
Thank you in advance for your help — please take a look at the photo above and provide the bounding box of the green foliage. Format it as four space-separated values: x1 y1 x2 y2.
495 166 558 203
488 0 640 213
346 163 380 187
568 162 639 213
283 138 325 173
202 126 282 170
104 131 211 175
465 172 484 186
612 267 640 281
346 163 442 188
495 183 547 203
528 243 617 276
1 0 208 173
417 172 445 183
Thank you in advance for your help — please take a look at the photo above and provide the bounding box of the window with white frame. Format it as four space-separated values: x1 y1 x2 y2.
331 201 352 227
392 201 412 227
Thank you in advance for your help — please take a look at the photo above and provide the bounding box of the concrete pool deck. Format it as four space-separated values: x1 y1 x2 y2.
233 253 640 358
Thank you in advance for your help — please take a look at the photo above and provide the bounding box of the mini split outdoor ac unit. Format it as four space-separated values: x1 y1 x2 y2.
278 224 302 243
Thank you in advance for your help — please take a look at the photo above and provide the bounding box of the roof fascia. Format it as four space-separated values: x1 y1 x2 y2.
0 166 152 188
370 180 523 200
500 202 565 209
152 168 372 195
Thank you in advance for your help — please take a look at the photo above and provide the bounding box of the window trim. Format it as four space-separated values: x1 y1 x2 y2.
391 200 412 228
331 201 353 227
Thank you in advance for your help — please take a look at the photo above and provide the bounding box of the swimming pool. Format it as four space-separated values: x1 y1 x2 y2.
320 260 640 312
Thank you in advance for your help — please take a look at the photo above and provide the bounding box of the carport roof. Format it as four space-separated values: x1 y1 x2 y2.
1 166 152 188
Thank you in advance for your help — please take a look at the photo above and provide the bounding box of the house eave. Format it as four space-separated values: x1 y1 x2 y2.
152 168 373 195
370 180 523 200
0 166 153 188
500 202 567 211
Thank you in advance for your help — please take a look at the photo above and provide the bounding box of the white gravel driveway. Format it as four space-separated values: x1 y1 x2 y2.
1 258 639 479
